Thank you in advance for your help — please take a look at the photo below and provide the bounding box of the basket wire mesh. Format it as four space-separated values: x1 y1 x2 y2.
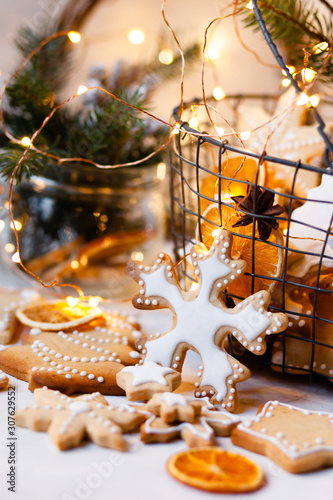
168 2 333 384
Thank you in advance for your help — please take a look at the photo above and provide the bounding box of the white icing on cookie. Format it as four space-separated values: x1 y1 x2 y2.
68 401 91 414
144 414 213 441
142 245 271 399
121 361 175 387
30 328 42 335
158 392 188 407
289 173 333 275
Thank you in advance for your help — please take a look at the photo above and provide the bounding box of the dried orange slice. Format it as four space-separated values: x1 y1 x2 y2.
16 300 102 331
198 203 283 298
167 447 264 493
199 156 265 213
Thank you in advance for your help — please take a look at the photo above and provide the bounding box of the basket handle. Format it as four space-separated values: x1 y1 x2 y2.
252 0 333 170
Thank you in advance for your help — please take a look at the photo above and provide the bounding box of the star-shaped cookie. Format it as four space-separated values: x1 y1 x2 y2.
232 401 333 473
16 388 148 451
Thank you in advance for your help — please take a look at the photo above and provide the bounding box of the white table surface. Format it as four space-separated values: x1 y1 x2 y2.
0 261 332 500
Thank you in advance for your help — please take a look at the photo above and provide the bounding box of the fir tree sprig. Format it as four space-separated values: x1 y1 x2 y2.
0 2 200 182
239 0 333 83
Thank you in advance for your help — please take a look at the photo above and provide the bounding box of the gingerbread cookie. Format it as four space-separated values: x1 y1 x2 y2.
145 392 203 423
200 404 242 437
232 401 333 473
0 318 142 395
140 397 242 446
16 388 148 451
271 287 333 381
287 173 333 278
116 362 181 401
0 368 9 390
140 415 215 447
127 229 288 410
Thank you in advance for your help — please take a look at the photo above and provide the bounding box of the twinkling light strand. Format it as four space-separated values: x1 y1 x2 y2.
161 0 185 121
201 7 248 152
232 0 280 70
1 3 330 300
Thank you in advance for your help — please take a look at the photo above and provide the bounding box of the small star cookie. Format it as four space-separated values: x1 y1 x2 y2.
116 362 181 401
16 388 148 451
140 414 216 447
140 396 242 446
145 392 203 423
232 401 333 473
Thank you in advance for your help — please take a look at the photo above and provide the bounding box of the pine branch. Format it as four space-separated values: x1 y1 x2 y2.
256 0 330 44
239 0 333 83
318 0 333 14
0 1 195 182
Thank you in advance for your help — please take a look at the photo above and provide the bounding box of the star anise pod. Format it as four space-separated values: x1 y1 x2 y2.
231 185 284 242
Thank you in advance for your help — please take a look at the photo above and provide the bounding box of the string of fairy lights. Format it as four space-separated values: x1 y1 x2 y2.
0 0 328 303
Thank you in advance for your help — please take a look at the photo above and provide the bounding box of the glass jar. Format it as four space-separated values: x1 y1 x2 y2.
1 162 166 299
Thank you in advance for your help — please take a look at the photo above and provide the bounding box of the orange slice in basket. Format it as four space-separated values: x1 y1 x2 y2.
167 447 264 493
15 300 103 331
198 203 283 298
199 156 265 213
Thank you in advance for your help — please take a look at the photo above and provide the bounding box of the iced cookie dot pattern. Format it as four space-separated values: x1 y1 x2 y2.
128 229 288 411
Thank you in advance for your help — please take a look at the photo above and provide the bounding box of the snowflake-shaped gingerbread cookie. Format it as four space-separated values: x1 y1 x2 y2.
140 392 242 446
127 229 288 411
16 388 148 451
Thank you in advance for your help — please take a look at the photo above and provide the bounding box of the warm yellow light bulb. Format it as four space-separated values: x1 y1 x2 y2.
240 131 251 141
296 93 309 106
189 117 199 129
213 86 225 100
215 126 225 136
282 78 291 87
314 42 328 54
0 220 5 232
246 1 254 9
308 94 320 107
68 31 81 44
282 65 295 76
302 68 316 83
89 297 100 308
77 85 88 95
10 220 22 231
131 251 144 261
128 29 144 45
70 260 80 270
12 252 21 263
158 49 173 65
66 296 79 307
172 123 181 135
205 44 220 60
21 137 31 147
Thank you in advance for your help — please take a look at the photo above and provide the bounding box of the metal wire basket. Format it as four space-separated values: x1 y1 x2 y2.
168 2 333 384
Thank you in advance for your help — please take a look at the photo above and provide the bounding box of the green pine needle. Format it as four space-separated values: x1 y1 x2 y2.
239 0 333 82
